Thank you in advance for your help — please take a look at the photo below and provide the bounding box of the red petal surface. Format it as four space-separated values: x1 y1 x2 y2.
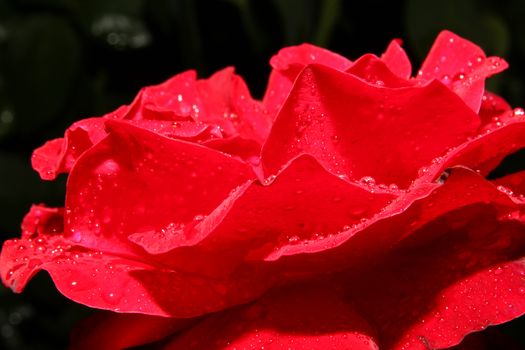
32 117 110 180
344 208 525 350
435 110 525 178
165 284 380 350
69 312 193 350
346 54 415 88
269 43 352 83
262 64 479 188
65 120 254 257
493 171 525 198
417 30 507 112
381 39 412 79
479 91 512 125
139 68 271 143
158 154 394 276
263 44 353 116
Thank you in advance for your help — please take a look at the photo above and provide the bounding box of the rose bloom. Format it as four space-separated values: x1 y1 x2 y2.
1 30 525 349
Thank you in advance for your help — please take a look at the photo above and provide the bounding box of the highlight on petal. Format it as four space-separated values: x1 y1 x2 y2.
164 284 380 350
262 64 479 188
417 30 508 112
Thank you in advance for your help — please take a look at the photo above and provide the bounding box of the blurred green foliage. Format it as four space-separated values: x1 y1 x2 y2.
0 0 524 348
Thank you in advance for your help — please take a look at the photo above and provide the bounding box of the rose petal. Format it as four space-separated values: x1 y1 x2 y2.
479 91 512 124
65 120 254 257
262 64 479 188
436 110 525 178
157 154 394 276
203 135 262 164
492 171 525 198
344 206 525 350
0 227 252 316
268 167 518 271
69 312 194 350
263 44 353 116
140 68 271 143
417 30 508 112
381 39 412 79
164 284 380 350
269 43 353 83
346 54 415 88
31 117 110 180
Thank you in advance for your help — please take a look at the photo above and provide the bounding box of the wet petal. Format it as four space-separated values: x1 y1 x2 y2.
140 68 271 143
345 207 525 350
165 284 380 350
269 43 352 83
263 43 352 116
381 39 412 79
417 30 507 112
262 64 479 188
31 117 110 180
436 110 525 178
65 120 254 257
492 171 525 198
479 91 512 125
346 54 415 88
158 154 394 276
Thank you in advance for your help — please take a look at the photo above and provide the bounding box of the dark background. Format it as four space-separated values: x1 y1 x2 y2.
0 0 524 349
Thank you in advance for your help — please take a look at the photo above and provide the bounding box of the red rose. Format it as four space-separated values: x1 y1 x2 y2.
2 30 525 349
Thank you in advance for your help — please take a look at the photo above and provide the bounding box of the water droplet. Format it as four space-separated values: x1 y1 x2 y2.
359 176 376 186
494 267 503 275
102 290 122 305
288 235 300 244
512 108 524 117
418 166 430 177
193 214 204 222
497 185 513 196
71 281 77 286
388 183 399 191
70 229 82 243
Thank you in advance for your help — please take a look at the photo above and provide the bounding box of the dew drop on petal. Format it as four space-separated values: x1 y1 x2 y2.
512 108 524 117
359 176 376 186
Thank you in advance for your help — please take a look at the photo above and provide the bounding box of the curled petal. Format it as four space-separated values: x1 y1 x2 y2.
479 91 512 125
65 120 254 257
381 39 412 79
436 110 525 178
262 64 479 188
417 30 507 112
157 154 394 276
263 43 353 116
269 43 352 83
32 117 110 180
346 54 415 88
